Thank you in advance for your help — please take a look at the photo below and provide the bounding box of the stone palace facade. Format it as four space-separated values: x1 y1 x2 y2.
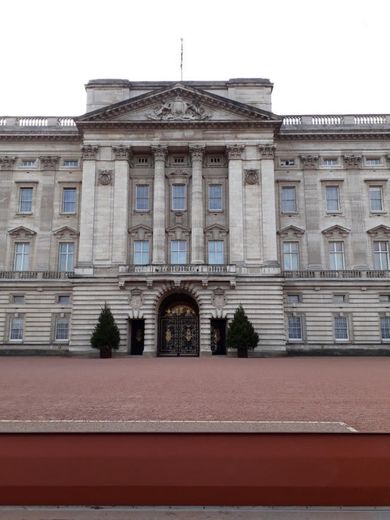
0 78 389 356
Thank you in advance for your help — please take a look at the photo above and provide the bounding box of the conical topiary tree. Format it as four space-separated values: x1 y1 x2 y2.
90 304 120 358
226 305 259 358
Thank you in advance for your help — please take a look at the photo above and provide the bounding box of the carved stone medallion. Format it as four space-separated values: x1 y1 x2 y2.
147 97 210 121
98 169 113 185
244 169 259 185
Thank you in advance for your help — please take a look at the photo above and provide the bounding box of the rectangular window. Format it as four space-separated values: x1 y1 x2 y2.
380 317 390 340
329 241 345 270
173 156 185 164
21 159 36 168
373 241 389 270
62 188 77 213
283 242 299 270
281 186 297 213
287 294 300 304
208 184 223 211
133 240 149 265
325 186 340 212
323 158 338 167
19 187 33 213
366 158 381 166
171 240 187 264
288 315 303 341
137 156 149 165
369 187 383 212
208 241 224 264
379 294 390 303
55 316 69 341
334 294 346 304
334 316 349 341
12 295 25 305
9 317 24 341
64 160 79 168
14 243 30 271
172 184 186 211
209 156 222 164
58 295 70 305
58 242 74 272
280 159 295 167
135 185 149 211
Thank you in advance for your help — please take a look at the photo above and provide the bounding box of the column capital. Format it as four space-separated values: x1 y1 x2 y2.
40 156 60 170
226 144 244 160
81 145 99 160
151 145 168 160
300 154 319 169
112 145 131 160
343 154 362 168
189 145 206 161
0 156 17 169
258 144 276 159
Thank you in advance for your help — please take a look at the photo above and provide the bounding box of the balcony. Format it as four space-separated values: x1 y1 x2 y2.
282 270 390 279
0 271 74 280
127 264 236 274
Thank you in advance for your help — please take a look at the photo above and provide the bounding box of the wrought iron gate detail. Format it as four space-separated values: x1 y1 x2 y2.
159 303 199 356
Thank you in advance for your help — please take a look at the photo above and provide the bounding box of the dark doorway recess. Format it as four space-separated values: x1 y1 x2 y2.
158 293 199 357
130 319 145 355
211 318 227 355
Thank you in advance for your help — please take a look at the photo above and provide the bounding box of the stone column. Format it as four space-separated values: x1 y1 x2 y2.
227 145 245 264
152 145 168 264
112 146 130 265
259 144 278 265
190 145 205 264
78 145 98 269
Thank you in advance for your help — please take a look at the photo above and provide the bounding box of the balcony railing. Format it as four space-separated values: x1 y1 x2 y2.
281 114 390 129
282 270 390 279
0 117 76 129
0 271 74 280
128 264 236 274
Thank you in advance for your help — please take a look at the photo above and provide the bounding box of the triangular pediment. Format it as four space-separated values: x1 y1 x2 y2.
128 224 153 234
8 226 36 237
278 225 305 236
322 225 350 236
367 225 390 236
76 84 280 126
53 226 79 237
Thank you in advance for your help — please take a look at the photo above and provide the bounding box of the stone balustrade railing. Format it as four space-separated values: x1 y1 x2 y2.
126 264 281 276
282 115 390 127
282 270 390 279
0 271 74 279
0 117 76 128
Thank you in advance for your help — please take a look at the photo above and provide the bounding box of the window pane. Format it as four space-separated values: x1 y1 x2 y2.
58 242 74 271
58 295 70 305
373 241 389 270
281 187 297 213
172 185 186 211
335 316 348 340
381 317 390 340
171 240 187 264
133 240 149 265
208 184 222 211
62 188 76 213
19 188 33 213
208 241 224 264
369 187 383 212
326 186 340 212
329 241 345 270
10 318 24 340
136 185 149 211
287 295 300 304
288 316 302 340
283 242 299 270
14 243 30 271
55 317 69 340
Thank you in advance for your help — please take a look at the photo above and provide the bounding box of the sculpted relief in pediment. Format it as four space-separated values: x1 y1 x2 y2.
147 97 210 121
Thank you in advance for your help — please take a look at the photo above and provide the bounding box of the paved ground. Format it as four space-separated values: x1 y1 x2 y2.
0 357 389 432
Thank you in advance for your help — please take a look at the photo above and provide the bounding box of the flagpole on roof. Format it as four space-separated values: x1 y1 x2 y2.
180 38 184 81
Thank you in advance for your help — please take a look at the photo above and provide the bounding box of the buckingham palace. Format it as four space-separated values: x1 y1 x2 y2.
0 77 389 356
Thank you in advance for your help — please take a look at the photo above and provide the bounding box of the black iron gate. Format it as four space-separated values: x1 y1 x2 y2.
159 302 199 357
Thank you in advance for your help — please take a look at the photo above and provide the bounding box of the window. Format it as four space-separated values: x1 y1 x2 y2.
173 156 185 164
208 184 223 211
373 241 389 270
137 156 149 165
55 316 69 341
329 241 345 270
133 240 149 265
366 158 381 166
380 317 390 340
58 295 70 305
18 187 33 213
9 317 24 341
325 186 340 212
62 188 77 213
287 294 300 304
208 241 224 264
58 242 74 272
135 185 149 211
282 242 299 270
20 159 36 168
12 295 25 305
172 184 186 211
171 240 187 264
288 315 303 341
281 186 297 213
334 315 349 341
14 243 30 271
64 160 78 168
280 159 295 167
379 294 390 303
334 294 346 304
323 158 338 167
369 186 383 212
209 156 222 164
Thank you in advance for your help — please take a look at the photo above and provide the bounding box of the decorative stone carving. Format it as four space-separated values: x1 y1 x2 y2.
53 226 79 238
343 154 362 168
130 288 143 309
189 145 205 161
112 145 130 160
40 156 60 170
300 155 319 168
259 144 276 159
151 145 168 161
366 225 390 237
226 144 244 160
244 169 259 185
81 145 99 160
278 225 305 237
147 97 210 121
321 225 350 237
8 226 36 237
0 156 17 169
213 288 225 310
98 169 113 185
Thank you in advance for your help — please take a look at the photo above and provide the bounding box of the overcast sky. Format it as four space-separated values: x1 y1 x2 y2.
1 0 389 116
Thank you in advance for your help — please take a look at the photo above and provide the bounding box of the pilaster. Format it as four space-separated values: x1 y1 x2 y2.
112 146 130 265
227 144 245 264
259 144 278 266
152 145 168 264
190 145 205 264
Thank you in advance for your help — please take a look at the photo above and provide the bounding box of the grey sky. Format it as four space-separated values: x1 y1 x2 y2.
1 0 389 116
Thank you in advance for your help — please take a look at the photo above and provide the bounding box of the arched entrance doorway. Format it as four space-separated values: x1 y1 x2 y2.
158 293 199 357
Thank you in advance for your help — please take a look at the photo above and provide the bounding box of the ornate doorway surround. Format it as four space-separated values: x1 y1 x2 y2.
158 293 199 357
